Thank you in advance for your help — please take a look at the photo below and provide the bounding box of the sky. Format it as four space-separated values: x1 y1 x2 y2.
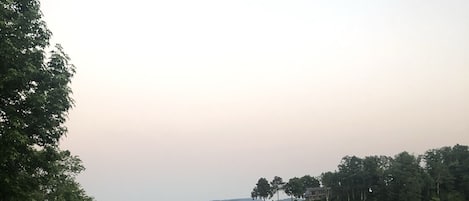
39 0 469 201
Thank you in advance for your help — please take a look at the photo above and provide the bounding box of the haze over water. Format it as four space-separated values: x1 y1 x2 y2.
40 0 469 200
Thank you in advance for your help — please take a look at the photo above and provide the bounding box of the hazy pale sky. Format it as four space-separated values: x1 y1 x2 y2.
40 0 469 201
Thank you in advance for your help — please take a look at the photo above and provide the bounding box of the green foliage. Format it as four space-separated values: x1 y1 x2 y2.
284 177 304 199
251 187 258 200
0 0 92 200
387 152 424 201
300 175 320 189
270 176 285 200
255 177 272 200
252 144 469 201
424 144 469 201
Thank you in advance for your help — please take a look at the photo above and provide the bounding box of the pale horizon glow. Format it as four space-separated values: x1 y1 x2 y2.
40 1 469 201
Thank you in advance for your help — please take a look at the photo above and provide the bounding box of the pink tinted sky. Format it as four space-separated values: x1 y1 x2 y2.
40 0 469 200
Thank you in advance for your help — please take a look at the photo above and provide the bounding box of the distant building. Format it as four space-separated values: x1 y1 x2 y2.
304 187 331 201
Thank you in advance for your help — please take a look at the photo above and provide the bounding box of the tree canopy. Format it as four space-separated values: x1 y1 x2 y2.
250 144 469 201
271 176 285 201
250 178 272 200
0 0 92 200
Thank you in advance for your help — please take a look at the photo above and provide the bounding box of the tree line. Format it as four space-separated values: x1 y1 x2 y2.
251 144 469 201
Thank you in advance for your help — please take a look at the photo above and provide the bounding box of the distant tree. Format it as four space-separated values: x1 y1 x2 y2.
252 144 469 201
285 177 304 200
283 180 293 200
301 175 320 189
387 152 424 201
362 156 391 201
446 144 469 201
424 147 453 200
251 187 259 200
321 171 341 201
338 156 364 201
424 144 469 201
271 176 285 201
0 0 91 200
256 178 272 200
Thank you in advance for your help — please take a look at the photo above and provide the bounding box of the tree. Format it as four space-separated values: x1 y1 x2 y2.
251 187 259 200
301 175 320 189
387 152 424 201
252 145 468 201
424 144 469 201
446 144 469 201
321 171 342 201
362 156 392 201
255 178 272 200
0 0 91 200
285 177 304 200
32 150 93 201
424 147 454 201
338 156 364 201
271 176 285 201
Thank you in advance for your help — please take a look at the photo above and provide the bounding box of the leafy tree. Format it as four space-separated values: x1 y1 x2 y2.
362 156 391 201
283 175 319 200
32 150 92 201
387 152 424 201
338 156 364 201
321 171 342 201
301 175 320 189
424 147 454 200
252 145 469 201
271 176 285 201
283 180 293 200
0 0 91 200
424 144 469 201
284 177 304 200
255 177 272 200
322 155 392 201
251 187 259 200
447 144 469 201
